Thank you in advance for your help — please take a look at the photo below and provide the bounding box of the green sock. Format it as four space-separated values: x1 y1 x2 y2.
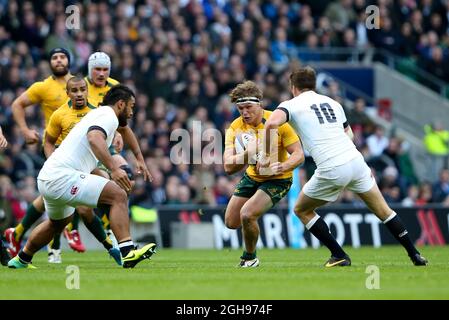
72 211 80 230
102 237 113 250
18 204 44 239
95 204 111 229
84 215 111 249
241 251 257 260
51 233 61 250
66 211 80 232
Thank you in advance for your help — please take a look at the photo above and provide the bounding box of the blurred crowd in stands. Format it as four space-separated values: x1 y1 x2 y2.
1 0 449 228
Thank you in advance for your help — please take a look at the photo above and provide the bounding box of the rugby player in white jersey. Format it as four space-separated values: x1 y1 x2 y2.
262 67 427 267
8 85 156 269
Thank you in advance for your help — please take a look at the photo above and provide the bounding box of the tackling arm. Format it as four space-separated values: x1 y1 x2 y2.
117 126 152 181
117 126 143 160
87 130 116 171
87 129 132 191
266 141 304 176
263 109 288 156
282 142 304 171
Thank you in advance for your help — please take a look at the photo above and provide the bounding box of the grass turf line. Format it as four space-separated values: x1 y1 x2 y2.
0 246 447 299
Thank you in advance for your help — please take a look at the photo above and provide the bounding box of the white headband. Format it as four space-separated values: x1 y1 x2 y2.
236 97 260 105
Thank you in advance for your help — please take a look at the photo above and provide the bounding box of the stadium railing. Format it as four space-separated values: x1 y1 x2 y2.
295 47 448 98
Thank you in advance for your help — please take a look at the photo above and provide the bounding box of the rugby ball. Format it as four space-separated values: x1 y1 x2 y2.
235 132 253 154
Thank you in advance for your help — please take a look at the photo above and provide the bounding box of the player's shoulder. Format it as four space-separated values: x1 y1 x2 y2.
92 105 107 112
28 76 52 90
279 118 297 134
277 96 300 112
86 100 98 109
230 116 245 130
93 105 114 116
42 75 56 84
277 100 291 109
54 101 70 113
43 75 68 89
49 102 69 119
106 78 119 86
318 92 341 106
85 76 97 88
262 110 272 119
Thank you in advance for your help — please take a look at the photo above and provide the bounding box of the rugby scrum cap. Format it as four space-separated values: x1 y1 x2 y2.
88 52 111 79
49 47 70 66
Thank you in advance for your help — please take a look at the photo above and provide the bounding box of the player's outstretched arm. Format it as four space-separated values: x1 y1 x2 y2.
264 109 287 154
259 109 289 168
269 142 304 175
112 131 124 153
0 126 8 149
117 126 152 182
12 92 40 144
87 129 132 192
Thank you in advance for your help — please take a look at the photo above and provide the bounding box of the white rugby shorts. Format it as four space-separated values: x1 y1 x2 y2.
303 155 375 202
37 169 109 220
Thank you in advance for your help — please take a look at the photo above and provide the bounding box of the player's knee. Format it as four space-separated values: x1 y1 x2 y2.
240 210 257 224
225 216 240 229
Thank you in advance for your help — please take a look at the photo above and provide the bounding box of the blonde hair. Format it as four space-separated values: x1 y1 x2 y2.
229 81 263 103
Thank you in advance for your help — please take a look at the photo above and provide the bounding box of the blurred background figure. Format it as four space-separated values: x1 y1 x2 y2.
423 121 449 182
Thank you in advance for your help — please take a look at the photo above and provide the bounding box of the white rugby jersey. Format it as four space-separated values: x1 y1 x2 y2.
277 91 360 169
38 106 118 180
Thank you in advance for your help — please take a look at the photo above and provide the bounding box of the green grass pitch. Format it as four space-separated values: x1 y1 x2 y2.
1 246 448 300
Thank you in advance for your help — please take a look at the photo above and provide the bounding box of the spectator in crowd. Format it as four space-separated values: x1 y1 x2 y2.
366 125 390 158
0 0 448 219
402 185 419 207
423 121 449 182
346 98 375 147
416 181 434 205
432 169 449 202
0 125 7 149
324 0 356 32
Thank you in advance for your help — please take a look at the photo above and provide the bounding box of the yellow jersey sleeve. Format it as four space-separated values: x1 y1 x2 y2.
225 124 236 150
107 78 119 86
46 109 63 139
279 123 299 148
26 82 45 104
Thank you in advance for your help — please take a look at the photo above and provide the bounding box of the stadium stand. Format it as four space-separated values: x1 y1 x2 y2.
1 0 449 233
